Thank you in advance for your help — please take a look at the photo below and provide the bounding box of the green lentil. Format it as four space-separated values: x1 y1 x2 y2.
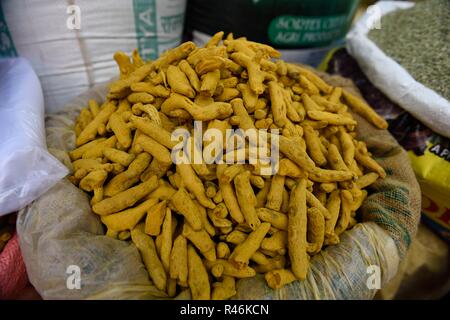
368 0 450 101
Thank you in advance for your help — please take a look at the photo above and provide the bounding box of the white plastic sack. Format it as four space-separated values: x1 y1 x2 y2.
0 0 186 113
346 1 450 139
0 58 68 216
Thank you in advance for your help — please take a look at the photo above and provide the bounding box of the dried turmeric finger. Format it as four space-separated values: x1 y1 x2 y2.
355 172 379 189
261 230 287 252
354 147 386 178
237 83 258 112
320 182 337 193
311 95 342 113
177 163 216 209
231 52 265 94
110 62 154 94
308 167 354 183
334 190 353 236
275 60 287 76
306 189 330 220
130 82 170 97
256 207 288 230
338 127 355 167
306 207 325 255
211 263 224 278
206 31 225 48
193 200 215 237
200 69 221 97
268 81 288 127
204 259 256 278
216 242 231 259
279 136 316 172
230 98 256 131
170 187 203 230
183 222 216 262
142 158 171 181
118 230 131 241
157 41 197 69
170 235 188 287
144 201 167 236
167 65 196 98
265 269 297 289
113 51 134 79
146 180 176 202
288 64 332 94
327 144 349 172
234 171 260 230
166 278 177 297
208 203 232 227
216 175 247 225
302 93 325 113
307 110 357 126
196 56 225 75
351 189 368 212
104 152 151 197
108 111 132 149
215 87 240 102
71 158 105 173
249 175 265 190
79 169 108 205
75 108 93 137
303 125 327 167
299 75 320 95
103 147 135 167
220 164 245 184
76 101 117 146
205 181 217 198
136 134 172 166
161 93 232 121
129 115 176 149
212 276 236 300
221 77 239 89
254 179 271 209
93 176 158 215
342 89 388 129
188 245 211 300
266 175 285 211
131 223 167 291
82 136 118 160
102 198 158 231
160 208 173 273
277 159 307 178
87 99 100 117
187 46 226 66
250 251 271 265
253 255 286 273
127 92 154 104
288 179 308 280
226 229 247 245
229 222 270 267
178 60 201 92
69 138 106 160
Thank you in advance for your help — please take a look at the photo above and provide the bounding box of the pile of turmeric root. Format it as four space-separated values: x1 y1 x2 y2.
69 32 388 299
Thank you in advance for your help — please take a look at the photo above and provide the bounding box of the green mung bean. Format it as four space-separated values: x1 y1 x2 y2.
368 0 450 100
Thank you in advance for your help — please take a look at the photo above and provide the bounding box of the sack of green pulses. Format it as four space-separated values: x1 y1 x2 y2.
346 0 450 139
321 47 450 242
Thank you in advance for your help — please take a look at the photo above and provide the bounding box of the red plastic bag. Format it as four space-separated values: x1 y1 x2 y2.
0 231 28 299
